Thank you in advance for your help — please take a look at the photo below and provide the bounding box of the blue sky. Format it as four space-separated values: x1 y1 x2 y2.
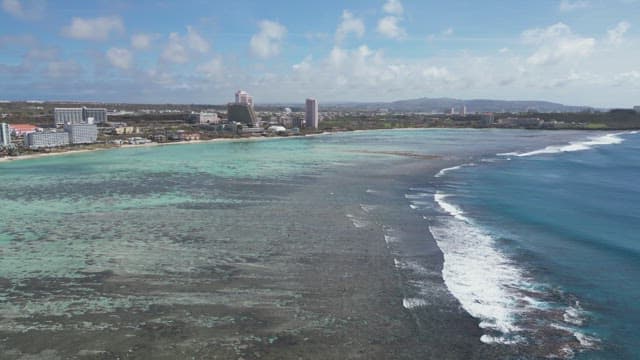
1 0 639 107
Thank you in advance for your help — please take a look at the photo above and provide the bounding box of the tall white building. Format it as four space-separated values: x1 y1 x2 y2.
1 123 11 147
64 124 98 144
235 90 254 108
305 98 318 129
54 107 107 126
25 131 69 148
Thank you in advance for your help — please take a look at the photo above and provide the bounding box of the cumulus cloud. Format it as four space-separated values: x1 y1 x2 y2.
377 0 406 40
522 22 595 66
106 47 133 70
46 60 82 78
377 16 406 39
335 10 365 43
131 33 155 50
197 56 224 78
607 21 630 44
162 32 189 63
186 26 210 53
250 20 287 58
558 0 590 11
1 0 45 20
383 0 404 15
62 16 125 41
161 27 210 63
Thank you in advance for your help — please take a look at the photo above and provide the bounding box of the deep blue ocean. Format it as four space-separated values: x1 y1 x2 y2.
428 132 640 358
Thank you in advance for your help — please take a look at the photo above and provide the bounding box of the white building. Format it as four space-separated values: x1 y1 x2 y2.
305 98 319 129
191 112 220 124
54 107 107 126
25 131 69 148
54 108 84 125
1 123 10 147
235 90 254 108
64 123 98 144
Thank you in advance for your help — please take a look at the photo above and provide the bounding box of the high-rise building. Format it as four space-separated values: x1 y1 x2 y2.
305 98 318 129
54 108 83 125
83 108 107 124
235 90 254 108
227 103 258 126
25 131 69 148
64 124 98 144
1 123 11 147
54 107 107 126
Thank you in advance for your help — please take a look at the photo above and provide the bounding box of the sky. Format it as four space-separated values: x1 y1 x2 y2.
0 0 639 107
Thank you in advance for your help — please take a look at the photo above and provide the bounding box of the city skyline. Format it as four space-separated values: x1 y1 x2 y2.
1 0 639 107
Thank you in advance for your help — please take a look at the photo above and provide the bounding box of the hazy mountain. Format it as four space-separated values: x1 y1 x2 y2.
322 97 592 113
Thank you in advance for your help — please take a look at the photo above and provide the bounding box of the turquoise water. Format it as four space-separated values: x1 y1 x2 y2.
429 132 640 358
1 129 631 358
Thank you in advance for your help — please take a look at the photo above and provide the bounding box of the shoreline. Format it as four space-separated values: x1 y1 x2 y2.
0 132 331 164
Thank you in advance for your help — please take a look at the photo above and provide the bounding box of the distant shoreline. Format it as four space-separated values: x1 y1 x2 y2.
0 132 330 164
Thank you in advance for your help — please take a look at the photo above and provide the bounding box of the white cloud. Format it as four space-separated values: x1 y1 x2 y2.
197 57 224 79
335 10 365 43
162 32 189 63
46 60 82 78
1 0 45 20
558 0 590 11
186 26 210 53
161 27 210 64
131 33 154 50
383 0 404 15
250 20 287 59
614 70 640 85
62 16 125 41
607 21 630 44
522 23 595 66
377 1 406 40
443 27 454 36
377 16 407 39
106 47 133 70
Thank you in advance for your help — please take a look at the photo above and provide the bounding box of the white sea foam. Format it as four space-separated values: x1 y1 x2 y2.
346 214 369 228
563 302 586 326
551 323 600 349
384 234 398 245
402 298 427 309
430 191 526 336
480 334 522 345
360 204 378 213
498 133 625 157
433 192 471 223
435 165 463 178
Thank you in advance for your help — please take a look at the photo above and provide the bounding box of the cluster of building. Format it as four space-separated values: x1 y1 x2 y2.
21 107 105 149
3 91 323 153
223 90 320 134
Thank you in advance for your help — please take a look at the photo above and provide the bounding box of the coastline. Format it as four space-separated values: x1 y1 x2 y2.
1 129 624 358
0 132 331 164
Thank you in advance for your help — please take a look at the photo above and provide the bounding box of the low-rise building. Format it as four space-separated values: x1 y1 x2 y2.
64 123 98 144
112 126 140 135
25 131 69 149
9 124 40 136
190 112 219 124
